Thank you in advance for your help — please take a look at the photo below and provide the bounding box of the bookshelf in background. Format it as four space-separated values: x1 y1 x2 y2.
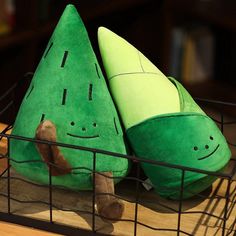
169 26 214 85
0 0 15 36
1 0 236 118
0 0 161 123
161 0 236 105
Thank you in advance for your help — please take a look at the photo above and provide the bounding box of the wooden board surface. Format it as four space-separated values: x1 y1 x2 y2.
0 169 235 236
0 123 61 235
0 221 59 236
1 123 236 236
0 123 9 155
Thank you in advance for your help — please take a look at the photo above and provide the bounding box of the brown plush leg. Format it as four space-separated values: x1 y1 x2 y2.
94 172 124 223
35 120 71 176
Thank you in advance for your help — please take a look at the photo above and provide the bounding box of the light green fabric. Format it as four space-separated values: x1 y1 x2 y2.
169 77 205 114
10 5 129 190
98 27 231 199
98 27 180 129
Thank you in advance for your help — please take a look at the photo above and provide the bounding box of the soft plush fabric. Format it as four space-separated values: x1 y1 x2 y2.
127 112 230 198
10 5 129 190
98 27 180 129
98 27 231 199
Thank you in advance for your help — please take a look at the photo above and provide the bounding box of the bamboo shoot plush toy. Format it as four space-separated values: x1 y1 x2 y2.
10 5 129 220
98 27 231 199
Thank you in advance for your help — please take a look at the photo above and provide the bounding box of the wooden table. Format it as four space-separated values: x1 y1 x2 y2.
0 123 60 235
0 221 59 236
0 123 235 236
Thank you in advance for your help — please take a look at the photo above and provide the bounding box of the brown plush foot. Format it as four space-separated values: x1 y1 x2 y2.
35 120 71 176
94 172 124 223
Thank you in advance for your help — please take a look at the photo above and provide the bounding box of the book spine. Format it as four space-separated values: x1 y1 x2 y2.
0 0 15 35
169 26 214 85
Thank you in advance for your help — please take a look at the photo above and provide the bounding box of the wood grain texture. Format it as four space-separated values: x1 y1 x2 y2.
0 170 235 236
0 124 60 236
0 122 235 235
0 221 59 236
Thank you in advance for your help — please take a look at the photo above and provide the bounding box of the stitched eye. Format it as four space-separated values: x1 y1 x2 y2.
194 146 198 151
71 121 75 126
205 145 209 149
210 136 214 140
82 127 86 131
93 123 97 127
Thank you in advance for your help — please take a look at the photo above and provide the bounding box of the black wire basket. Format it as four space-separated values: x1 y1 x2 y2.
0 78 236 236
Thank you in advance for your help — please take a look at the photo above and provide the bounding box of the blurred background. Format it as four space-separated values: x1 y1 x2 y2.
0 0 236 118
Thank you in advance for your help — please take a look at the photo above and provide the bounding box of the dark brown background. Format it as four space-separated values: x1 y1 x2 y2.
0 0 236 121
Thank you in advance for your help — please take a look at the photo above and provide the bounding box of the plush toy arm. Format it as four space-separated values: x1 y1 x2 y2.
35 120 71 176
94 172 124 222
36 121 124 221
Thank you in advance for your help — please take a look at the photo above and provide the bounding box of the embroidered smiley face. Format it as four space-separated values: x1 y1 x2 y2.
193 136 220 161
67 121 99 139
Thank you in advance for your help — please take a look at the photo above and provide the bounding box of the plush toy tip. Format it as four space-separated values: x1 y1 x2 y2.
98 26 109 34
98 26 114 43
62 4 78 17
65 4 76 10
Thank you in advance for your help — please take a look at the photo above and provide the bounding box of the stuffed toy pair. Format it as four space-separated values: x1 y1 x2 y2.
10 4 230 221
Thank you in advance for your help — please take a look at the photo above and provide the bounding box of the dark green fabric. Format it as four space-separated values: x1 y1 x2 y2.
127 113 231 199
10 5 129 190
126 77 231 199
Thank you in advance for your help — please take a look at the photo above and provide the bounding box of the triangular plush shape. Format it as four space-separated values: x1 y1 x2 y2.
98 27 181 129
10 5 129 190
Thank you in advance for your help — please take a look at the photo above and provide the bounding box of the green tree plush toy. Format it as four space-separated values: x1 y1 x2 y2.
98 27 231 199
10 5 129 220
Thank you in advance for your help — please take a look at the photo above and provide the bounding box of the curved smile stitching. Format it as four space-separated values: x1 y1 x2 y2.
67 133 99 139
198 144 220 160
